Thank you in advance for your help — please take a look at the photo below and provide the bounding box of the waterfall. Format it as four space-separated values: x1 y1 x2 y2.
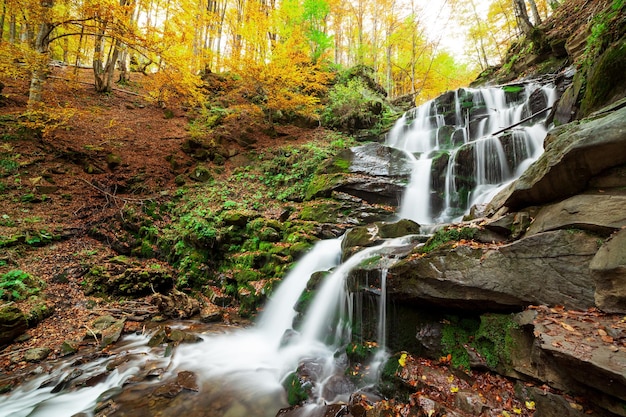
387 83 556 224
0 82 557 417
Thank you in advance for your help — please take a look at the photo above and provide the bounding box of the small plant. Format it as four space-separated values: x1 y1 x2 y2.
0 270 43 301
421 227 477 253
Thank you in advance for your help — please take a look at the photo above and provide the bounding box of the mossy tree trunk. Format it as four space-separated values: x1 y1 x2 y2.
28 2 54 109
512 0 534 35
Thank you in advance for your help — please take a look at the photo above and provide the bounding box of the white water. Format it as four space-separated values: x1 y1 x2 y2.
387 83 556 224
1 82 557 417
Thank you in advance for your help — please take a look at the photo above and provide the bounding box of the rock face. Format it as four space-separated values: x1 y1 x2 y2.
526 193 626 236
488 106 626 212
349 229 598 311
0 305 27 347
306 142 411 207
339 96 626 416
590 229 626 314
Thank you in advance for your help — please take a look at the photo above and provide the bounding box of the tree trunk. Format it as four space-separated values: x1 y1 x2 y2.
28 20 53 107
528 0 542 25
9 14 15 43
74 25 85 74
93 21 106 92
0 0 6 42
512 0 533 35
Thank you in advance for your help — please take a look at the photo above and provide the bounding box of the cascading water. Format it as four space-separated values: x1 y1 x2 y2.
387 83 556 224
0 82 557 417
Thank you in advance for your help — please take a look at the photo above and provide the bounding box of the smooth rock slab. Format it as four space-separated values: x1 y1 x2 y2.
527 193 626 236
490 106 626 212
381 229 599 310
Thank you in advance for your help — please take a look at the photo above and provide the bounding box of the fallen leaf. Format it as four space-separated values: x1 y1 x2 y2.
560 322 577 332
570 402 583 411
525 400 536 410
398 353 407 367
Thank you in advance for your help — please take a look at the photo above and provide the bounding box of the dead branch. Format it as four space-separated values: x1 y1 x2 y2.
48 76 143 97
78 178 155 205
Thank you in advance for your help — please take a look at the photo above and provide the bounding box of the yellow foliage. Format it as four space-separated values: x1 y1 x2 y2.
398 353 407 367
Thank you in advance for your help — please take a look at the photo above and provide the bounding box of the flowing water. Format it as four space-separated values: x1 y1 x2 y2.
388 84 556 224
0 82 556 417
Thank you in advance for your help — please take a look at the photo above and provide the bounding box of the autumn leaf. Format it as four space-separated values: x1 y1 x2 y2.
398 353 407 367
525 401 536 410
450 386 459 393
560 322 577 332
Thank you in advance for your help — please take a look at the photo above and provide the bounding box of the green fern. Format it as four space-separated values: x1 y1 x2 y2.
0 270 43 301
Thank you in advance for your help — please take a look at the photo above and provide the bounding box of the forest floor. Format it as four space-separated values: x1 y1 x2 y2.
0 68 316 374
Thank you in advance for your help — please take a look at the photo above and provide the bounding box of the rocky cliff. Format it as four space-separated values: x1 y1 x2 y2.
306 2 626 414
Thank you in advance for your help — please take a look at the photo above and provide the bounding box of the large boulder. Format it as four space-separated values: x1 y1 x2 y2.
512 308 626 416
341 218 422 260
590 229 626 314
488 106 626 213
526 193 626 236
363 230 600 311
305 143 411 206
0 304 27 347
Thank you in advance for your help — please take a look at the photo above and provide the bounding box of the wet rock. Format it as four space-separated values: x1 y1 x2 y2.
151 289 201 319
200 304 222 323
341 219 420 260
176 370 199 392
60 340 80 356
51 369 84 393
0 304 27 347
148 326 201 347
516 384 589 417
24 347 51 362
189 165 212 182
83 264 174 298
321 375 356 403
26 303 53 327
513 309 626 415
489 106 626 212
416 395 440 417
590 229 626 313
153 381 183 398
277 404 348 417
100 318 125 347
454 390 489 414
305 143 411 206
382 229 598 310
526 193 626 236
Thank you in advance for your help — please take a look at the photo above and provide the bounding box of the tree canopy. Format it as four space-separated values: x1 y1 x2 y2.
0 0 558 114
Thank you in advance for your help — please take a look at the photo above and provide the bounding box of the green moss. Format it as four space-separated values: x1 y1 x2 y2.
502 85 524 94
439 313 518 370
298 201 341 223
440 316 479 369
580 38 626 116
474 313 518 368
304 173 343 200
282 372 309 406
346 341 378 362
421 227 477 253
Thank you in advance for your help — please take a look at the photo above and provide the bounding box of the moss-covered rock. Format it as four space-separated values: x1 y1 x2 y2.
0 304 27 347
580 37 626 117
